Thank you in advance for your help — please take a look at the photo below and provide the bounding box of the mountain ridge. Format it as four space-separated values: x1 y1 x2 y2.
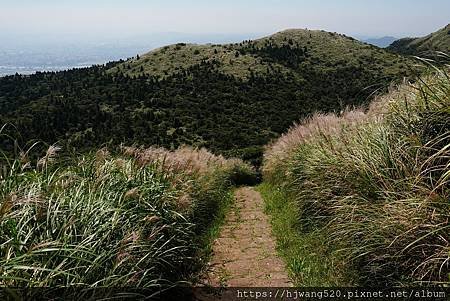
0 28 415 164
109 28 411 80
388 24 450 55
363 36 397 48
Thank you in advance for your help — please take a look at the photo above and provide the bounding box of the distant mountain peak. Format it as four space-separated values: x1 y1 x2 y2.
388 24 450 55
362 36 398 48
108 28 392 80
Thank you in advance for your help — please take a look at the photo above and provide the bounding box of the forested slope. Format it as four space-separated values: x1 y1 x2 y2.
388 24 450 56
0 29 414 164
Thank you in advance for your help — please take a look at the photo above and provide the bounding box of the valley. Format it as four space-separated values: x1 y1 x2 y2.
0 29 415 165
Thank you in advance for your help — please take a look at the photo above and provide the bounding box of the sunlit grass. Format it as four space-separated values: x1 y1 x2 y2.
258 183 356 286
0 139 257 291
262 63 449 285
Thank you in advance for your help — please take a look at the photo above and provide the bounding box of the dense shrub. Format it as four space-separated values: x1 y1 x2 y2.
0 142 255 292
263 66 449 285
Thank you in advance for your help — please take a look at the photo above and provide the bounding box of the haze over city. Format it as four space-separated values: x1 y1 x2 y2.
2 0 449 37
1 0 449 75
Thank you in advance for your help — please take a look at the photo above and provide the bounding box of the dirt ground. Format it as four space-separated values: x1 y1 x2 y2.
201 187 291 288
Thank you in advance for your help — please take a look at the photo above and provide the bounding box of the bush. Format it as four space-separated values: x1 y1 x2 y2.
0 143 255 292
263 66 450 285
0 152 192 288
226 162 259 186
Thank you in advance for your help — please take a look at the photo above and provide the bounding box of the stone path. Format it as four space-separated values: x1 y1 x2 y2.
202 187 291 287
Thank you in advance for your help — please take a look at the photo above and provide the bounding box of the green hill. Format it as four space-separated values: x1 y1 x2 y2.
0 29 414 164
388 24 450 55
110 29 411 80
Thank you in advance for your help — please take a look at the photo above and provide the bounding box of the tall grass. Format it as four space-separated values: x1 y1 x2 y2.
0 139 256 291
263 65 449 285
258 183 356 286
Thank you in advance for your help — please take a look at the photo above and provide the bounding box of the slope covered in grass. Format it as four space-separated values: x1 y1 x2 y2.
0 29 415 165
108 43 272 80
262 65 449 285
110 29 411 80
388 24 450 56
257 183 356 286
0 137 256 296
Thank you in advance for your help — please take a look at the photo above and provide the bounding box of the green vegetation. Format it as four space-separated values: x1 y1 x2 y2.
262 65 449 286
0 29 415 165
112 29 412 80
258 183 355 286
0 135 256 294
388 24 450 56
108 43 271 80
1 26 447 291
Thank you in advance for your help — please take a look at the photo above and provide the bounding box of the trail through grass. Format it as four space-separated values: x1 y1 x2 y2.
201 187 291 288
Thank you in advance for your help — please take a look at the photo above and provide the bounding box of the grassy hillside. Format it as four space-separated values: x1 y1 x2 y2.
0 29 415 165
388 24 450 56
0 135 256 297
108 43 272 80
262 65 449 285
111 29 411 80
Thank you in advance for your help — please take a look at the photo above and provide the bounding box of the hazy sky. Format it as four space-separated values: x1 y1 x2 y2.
1 0 449 38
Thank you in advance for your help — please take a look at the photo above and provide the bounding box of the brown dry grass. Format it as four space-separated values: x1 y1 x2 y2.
122 145 241 176
262 109 367 182
261 68 450 285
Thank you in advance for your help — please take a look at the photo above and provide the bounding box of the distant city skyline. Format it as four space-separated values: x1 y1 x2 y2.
1 0 449 40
